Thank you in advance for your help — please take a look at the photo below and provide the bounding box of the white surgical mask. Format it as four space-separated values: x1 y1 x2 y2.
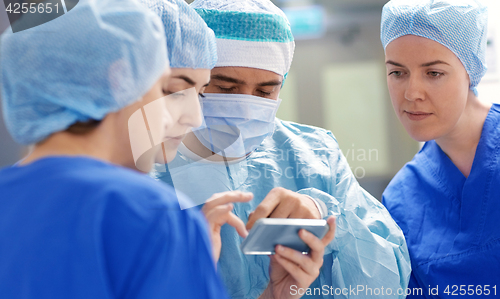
193 93 281 158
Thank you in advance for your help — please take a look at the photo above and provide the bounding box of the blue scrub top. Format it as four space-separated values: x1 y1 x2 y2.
383 104 500 298
0 156 229 299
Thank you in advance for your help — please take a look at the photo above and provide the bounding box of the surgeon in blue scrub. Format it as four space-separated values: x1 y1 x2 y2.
151 0 411 298
0 0 229 298
381 1 499 297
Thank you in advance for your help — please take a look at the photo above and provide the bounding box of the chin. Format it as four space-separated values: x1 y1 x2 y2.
153 149 177 164
162 144 179 164
403 124 437 142
153 142 180 164
408 133 432 142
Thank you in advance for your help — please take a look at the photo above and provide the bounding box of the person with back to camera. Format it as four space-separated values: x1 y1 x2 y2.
0 0 230 298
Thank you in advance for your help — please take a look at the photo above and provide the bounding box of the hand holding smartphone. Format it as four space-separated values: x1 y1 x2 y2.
240 218 329 255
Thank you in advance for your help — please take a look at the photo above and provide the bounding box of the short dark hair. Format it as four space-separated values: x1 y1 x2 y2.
65 119 102 135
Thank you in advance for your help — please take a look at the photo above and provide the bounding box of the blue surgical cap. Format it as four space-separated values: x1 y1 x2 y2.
0 0 169 145
381 0 488 95
190 0 295 77
141 0 217 69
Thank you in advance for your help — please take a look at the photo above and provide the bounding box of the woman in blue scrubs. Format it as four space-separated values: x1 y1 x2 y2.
381 0 499 297
0 0 229 298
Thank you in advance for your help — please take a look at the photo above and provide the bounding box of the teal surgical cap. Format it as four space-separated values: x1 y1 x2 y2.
141 0 217 69
1 0 168 145
190 0 295 77
381 0 488 95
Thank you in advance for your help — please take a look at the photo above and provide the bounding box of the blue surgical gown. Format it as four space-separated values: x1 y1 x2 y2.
152 119 411 299
0 156 229 299
383 104 500 298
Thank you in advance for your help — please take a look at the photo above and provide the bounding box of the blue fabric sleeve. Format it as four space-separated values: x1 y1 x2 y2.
99 189 229 299
296 131 411 298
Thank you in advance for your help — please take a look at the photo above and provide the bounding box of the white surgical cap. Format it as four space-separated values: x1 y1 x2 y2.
1 0 168 145
190 0 295 78
141 0 217 69
381 0 488 95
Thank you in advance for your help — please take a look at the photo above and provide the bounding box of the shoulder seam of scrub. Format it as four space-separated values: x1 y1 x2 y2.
415 237 500 268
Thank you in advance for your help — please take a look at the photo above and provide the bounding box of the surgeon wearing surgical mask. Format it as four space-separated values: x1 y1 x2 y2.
381 1 500 298
183 67 283 160
151 0 411 298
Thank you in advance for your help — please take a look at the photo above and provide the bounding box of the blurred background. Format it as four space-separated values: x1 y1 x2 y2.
1 0 500 200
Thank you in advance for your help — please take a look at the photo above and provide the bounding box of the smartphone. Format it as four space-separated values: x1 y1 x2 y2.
240 218 329 255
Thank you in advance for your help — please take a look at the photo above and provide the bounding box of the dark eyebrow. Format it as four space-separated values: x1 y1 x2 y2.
258 80 282 87
386 60 405 67
386 60 450 68
421 60 450 67
174 75 196 86
211 74 245 85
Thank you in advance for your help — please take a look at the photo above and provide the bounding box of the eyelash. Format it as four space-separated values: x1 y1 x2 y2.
163 90 185 96
216 86 273 96
428 71 444 78
163 89 205 97
387 71 444 79
218 86 235 92
388 71 404 77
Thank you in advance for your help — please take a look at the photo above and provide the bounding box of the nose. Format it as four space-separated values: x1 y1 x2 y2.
404 76 425 102
162 106 174 131
160 100 174 138
179 89 203 128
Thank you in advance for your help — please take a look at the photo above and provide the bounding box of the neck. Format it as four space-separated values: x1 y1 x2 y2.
20 123 119 167
435 95 491 178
